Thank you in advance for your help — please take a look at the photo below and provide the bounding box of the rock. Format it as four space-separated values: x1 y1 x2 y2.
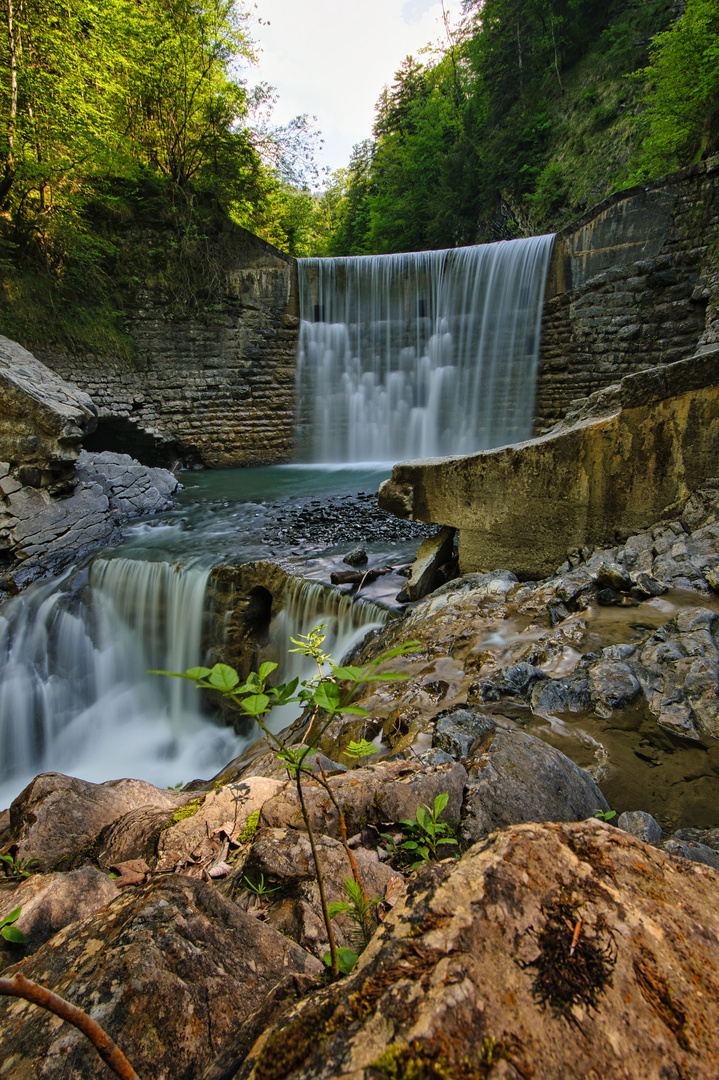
155 777 287 872
229 819 719 1080
630 570 668 597
433 568 519 600
630 606 719 740
432 705 498 759
342 544 367 567
461 727 609 843
663 839 719 870
4 772 192 871
246 826 404 957
75 450 179 520
95 805 185 867
617 810 663 845
401 525 455 602
260 760 467 840
595 561 632 591
0 336 97 483
0 875 323 1080
476 661 549 703
0 867 118 954
587 658 641 714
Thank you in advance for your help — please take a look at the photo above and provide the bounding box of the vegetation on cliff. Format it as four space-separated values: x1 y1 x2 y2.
0 0 318 354
323 0 719 254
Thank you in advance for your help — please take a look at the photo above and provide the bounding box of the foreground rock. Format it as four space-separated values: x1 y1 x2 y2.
0 867 118 955
2 773 192 870
0 876 323 1080
227 819 719 1080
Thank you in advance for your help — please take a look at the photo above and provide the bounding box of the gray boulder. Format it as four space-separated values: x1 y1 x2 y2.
0 866 118 954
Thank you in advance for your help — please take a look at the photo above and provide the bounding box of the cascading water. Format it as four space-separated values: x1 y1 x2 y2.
267 579 388 732
0 557 239 806
295 236 555 462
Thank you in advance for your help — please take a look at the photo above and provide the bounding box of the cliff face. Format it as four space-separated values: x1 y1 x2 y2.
36 225 299 469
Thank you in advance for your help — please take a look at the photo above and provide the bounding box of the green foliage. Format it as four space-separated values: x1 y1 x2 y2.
0 853 40 880
238 809 261 846
243 873 281 897
634 0 719 177
323 946 359 976
171 798 203 823
0 907 27 945
593 809 617 823
343 739 378 763
327 876 379 951
384 793 458 871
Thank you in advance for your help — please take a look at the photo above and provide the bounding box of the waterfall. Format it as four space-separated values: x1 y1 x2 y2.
0 558 239 805
295 236 554 463
266 578 388 732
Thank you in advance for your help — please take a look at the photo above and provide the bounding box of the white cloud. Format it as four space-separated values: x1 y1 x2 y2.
244 0 461 176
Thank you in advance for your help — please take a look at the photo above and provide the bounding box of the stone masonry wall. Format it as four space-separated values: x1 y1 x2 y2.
535 155 719 430
36 226 299 469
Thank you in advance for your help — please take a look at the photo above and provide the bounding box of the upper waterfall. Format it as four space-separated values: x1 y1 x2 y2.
295 236 554 463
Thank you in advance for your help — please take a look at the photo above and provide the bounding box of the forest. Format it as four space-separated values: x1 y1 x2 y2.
0 0 718 353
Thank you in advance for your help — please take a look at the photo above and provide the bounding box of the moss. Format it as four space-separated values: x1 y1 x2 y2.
238 809 261 845
170 798 204 824
370 1034 516 1079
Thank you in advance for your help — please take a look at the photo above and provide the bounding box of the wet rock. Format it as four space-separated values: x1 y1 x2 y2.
230 819 719 1080
401 525 455 602
260 760 467 840
342 544 367 567
630 570 668 598
0 875 323 1080
432 705 498 759
617 810 663 845
595 561 632 592
75 450 179 520
0 866 118 955
630 606 719 740
588 658 641 714
4 772 192 871
461 727 609 843
477 661 549 703
433 568 518 600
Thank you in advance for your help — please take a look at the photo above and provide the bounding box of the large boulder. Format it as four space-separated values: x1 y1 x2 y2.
3 773 192 871
0 875 323 1080
0 866 118 954
460 727 609 843
226 819 719 1080
0 335 97 484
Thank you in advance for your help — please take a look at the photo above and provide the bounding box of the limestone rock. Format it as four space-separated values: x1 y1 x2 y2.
0 866 118 954
229 819 719 1080
401 525 455 601
4 772 192 871
617 810 663 845
260 760 467 839
75 450 179 520
155 777 286 872
0 336 97 480
461 727 608 843
0 875 323 1080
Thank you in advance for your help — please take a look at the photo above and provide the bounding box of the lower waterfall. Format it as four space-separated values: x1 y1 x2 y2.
295 235 555 463
0 554 387 805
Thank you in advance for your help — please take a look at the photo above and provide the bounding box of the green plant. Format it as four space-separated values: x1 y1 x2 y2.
0 853 40 880
385 793 459 871
593 809 617 823
328 876 379 953
153 628 421 978
243 873 281 898
0 908 26 946
343 738 379 764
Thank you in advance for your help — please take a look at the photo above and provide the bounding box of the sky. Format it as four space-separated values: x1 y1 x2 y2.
244 0 463 179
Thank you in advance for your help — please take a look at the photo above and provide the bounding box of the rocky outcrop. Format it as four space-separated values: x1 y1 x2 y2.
0 867 118 954
0 449 179 586
0 335 97 488
379 350 719 578
228 818 719 1080
0 875 323 1080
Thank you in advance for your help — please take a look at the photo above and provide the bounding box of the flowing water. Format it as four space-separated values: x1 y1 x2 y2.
295 236 554 462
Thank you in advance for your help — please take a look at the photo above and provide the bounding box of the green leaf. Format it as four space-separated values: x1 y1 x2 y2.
323 947 359 974
258 661 278 682
338 706 370 717
241 693 271 716
312 681 341 713
0 907 22 927
344 739 378 759
416 807 431 831
185 666 212 680
271 677 300 705
433 792 449 816
331 665 366 682
370 641 423 662
1 925 27 944
327 901 352 919
207 664 240 691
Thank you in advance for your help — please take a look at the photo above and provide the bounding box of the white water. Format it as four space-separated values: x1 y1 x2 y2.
296 236 554 463
0 556 387 807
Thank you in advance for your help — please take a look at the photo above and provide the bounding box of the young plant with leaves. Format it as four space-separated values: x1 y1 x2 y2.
153 628 421 977
384 792 459 871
